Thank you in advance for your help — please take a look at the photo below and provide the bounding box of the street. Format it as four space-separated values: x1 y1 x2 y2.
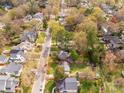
32 28 51 93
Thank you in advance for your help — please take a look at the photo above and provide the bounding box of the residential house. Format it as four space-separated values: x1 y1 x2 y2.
0 62 23 76
102 36 123 49
23 15 32 22
100 4 113 14
33 12 43 21
58 51 70 60
80 0 91 8
9 49 25 63
0 55 8 65
59 17 65 25
0 76 19 93
24 12 43 22
2 2 13 11
16 41 34 52
63 61 70 74
56 77 79 93
21 30 38 43
38 0 48 8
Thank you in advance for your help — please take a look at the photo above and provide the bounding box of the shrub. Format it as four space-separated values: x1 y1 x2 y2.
70 50 79 61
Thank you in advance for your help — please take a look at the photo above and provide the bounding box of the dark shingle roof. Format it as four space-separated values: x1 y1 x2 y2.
21 31 37 43
57 77 78 92
64 78 77 90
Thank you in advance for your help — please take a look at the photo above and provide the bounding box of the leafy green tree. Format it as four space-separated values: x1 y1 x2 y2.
48 20 65 45
70 49 79 61
57 30 73 50
54 66 67 81
43 16 48 30
87 28 105 66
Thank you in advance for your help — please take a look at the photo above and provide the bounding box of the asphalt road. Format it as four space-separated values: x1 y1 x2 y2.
32 28 51 93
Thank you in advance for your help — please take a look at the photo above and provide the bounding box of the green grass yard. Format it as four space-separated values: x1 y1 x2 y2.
36 32 45 44
45 80 55 93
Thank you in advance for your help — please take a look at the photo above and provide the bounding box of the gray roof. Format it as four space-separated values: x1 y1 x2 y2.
0 76 19 92
0 55 8 64
103 36 122 44
0 63 23 76
100 4 113 14
10 49 25 57
65 78 77 90
58 51 69 60
57 78 78 92
21 31 38 43
33 12 43 20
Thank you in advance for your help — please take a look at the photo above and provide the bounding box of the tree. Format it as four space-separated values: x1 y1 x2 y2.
73 31 87 54
43 16 48 30
54 66 67 81
70 49 79 61
66 0 81 7
48 0 60 15
0 30 6 52
48 20 65 45
75 18 97 32
65 8 84 31
57 30 73 50
28 0 38 15
87 27 105 66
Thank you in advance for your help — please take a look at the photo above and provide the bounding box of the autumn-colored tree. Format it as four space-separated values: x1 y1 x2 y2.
28 0 38 15
65 8 84 31
73 31 87 54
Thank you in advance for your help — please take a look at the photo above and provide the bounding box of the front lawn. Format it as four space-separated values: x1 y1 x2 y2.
70 62 87 73
47 57 57 74
22 86 31 93
79 80 99 93
36 32 45 44
45 80 55 93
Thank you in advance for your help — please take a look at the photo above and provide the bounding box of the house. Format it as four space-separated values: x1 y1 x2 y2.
0 55 8 65
58 51 70 60
63 61 70 74
9 49 25 63
21 31 38 43
38 0 48 8
23 15 32 22
59 17 65 25
56 77 79 93
3 2 13 11
0 76 19 93
80 0 91 8
33 12 43 21
0 62 23 76
102 36 123 49
16 41 33 52
100 4 113 14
